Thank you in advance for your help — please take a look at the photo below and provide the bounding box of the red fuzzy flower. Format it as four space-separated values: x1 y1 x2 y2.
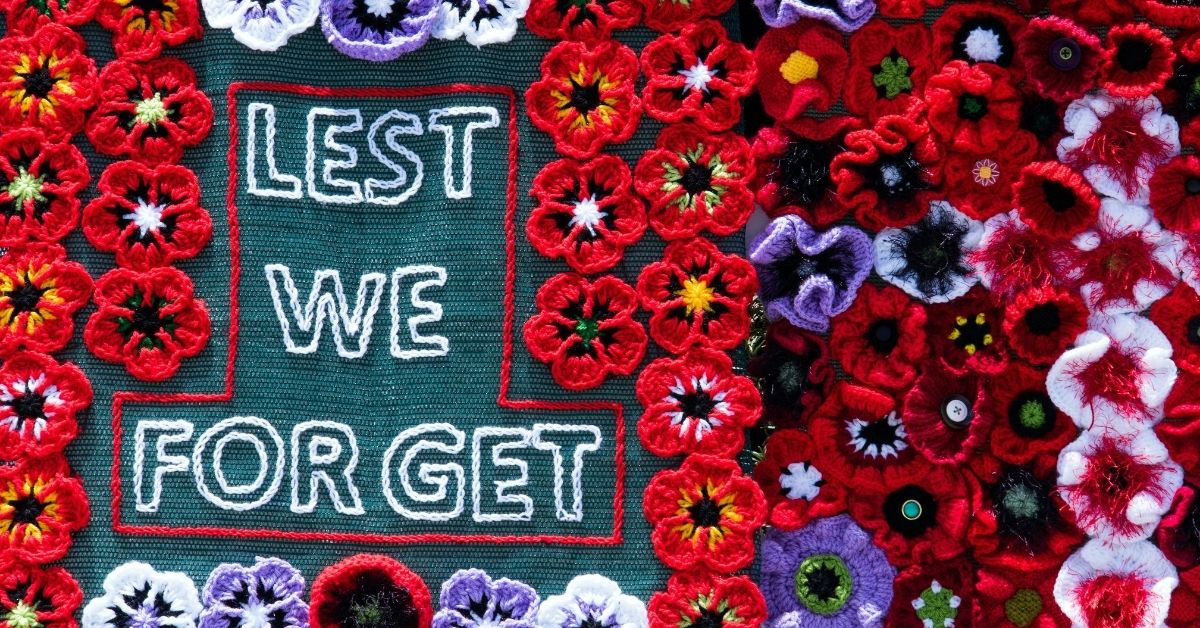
0 25 97 142
1156 484 1200 568
0 352 91 461
636 238 756 354
1012 161 1099 238
974 565 1070 628
640 21 754 132
925 286 1008 375
3 0 96 34
886 561 973 628
972 211 1069 302
746 321 833 428
753 429 846 531
0 243 91 358
0 564 82 628
944 131 1038 221
931 3 1026 71
85 57 213 165
828 283 927 393
0 128 89 246
0 458 88 565
1054 540 1176 628
1066 199 1180 315
526 40 641 160
310 555 431 628
753 21 847 134
635 348 760 459
644 454 766 574
924 60 1022 153
523 0 640 44
83 161 212 271
1003 287 1089 367
1149 155 1200 234
648 573 765 628
1045 0 1133 25
94 0 201 61
637 0 732 36
1150 283 1200 377
807 382 918 491
981 362 1077 475
1017 17 1101 103
845 21 931 122
522 273 645 391
84 267 211 382
748 123 854 225
969 462 1084 571
903 359 995 466
1100 24 1175 99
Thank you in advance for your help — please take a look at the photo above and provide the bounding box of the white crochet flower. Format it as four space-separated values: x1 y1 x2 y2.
432 0 528 46
1054 540 1177 628
202 0 318 51
536 575 647 628
83 562 202 628
874 200 983 304
1069 199 1181 315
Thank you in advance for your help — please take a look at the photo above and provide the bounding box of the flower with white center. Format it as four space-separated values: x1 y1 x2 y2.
963 27 1003 63
123 198 167 239
432 0 527 46
201 0 318 51
665 374 733 442
536 575 647 628
198 558 307 628
365 0 392 16
972 159 999 186
846 411 909 459
568 194 607 237
680 61 715 94
83 562 201 628
0 375 60 440
780 462 823 501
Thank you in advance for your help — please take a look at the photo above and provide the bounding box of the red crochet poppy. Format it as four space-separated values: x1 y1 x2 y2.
85 57 213 165
634 124 753 241
746 321 833 428
0 564 82 628
807 382 918 491
83 161 212 271
95 0 201 60
876 0 941 19
925 286 1008 375
84 267 211 382
754 21 847 134
1016 17 1101 103
1100 24 1175 99
829 113 943 231
1149 283 1200 377
845 21 931 122
828 283 927 394
943 131 1038 221
924 60 1022 153
0 128 89 246
1045 0 1133 25
968 462 1084 571
3 0 96 34
903 359 995 466
1164 33 1200 152
971 211 1067 301
640 21 754 132
1159 396 1200 486
635 348 760 459
1012 161 1099 238
523 0 640 44
1170 566 1200 627
0 243 92 358
637 0 732 36
522 273 645 391
983 361 1075 471
1018 92 1066 160
886 561 974 628
931 3 1026 72
648 573 765 628
0 352 91 462
636 238 756 354
973 565 1070 627
1156 484 1200 568
0 25 97 143
1149 155 1200 233
310 555 432 628
1137 0 1200 27
526 40 641 160
753 429 846 531
643 454 766 574
748 123 854 225
1003 287 1088 367
0 458 88 565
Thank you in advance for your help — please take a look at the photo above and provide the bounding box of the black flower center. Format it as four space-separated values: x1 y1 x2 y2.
689 496 722 527
127 0 168 14
690 610 725 628
1187 178 1200 195
858 418 901 452
9 392 45 421
1023 302 1061 335
7 495 43 525
866 148 926 200
760 349 809 409
673 391 716 420
804 566 841 601
20 66 56 99
348 0 411 34
570 79 601 114
770 139 832 207
949 311 991 353
579 616 610 628
1117 39 1154 73
957 94 989 121
991 466 1056 550
1167 60 1200 121
1101 464 1131 496
1020 95 1060 140
1187 316 1200 346
1008 390 1056 438
132 305 165 336
1041 180 1077 212
7 281 45 314
883 484 937 537
339 572 419 628
681 164 713 195
865 319 899 355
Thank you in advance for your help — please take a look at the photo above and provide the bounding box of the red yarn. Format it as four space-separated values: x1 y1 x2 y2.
1062 436 1176 539
1149 155 1200 233
0 563 82 628
1066 214 1178 314
748 123 856 225
94 0 201 61
0 243 93 358
1155 484 1200 568
0 25 97 142
876 0 941 19
1058 98 1176 202
2 0 96 34
885 561 974 628
0 457 89 566
648 573 766 628
931 3 1027 71
973 565 1071 627
902 360 995 465
807 382 914 491
982 361 1077 472
925 286 1009 375
924 60 1023 153
970 212 1066 300
1002 287 1089 366
0 128 89 246
1073 573 1154 628
0 352 92 462
967 463 1084 571
640 21 755 132
1016 16 1102 102
754 21 848 132
1169 566 1200 627
1100 23 1175 99
1149 283 1200 376
844 21 932 121
524 0 641 44
637 0 732 34
747 321 833 427
309 555 432 628
753 429 847 530
1045 0 1134 25
828 283 928 393
943 131 1038 221
1012 161 1100 238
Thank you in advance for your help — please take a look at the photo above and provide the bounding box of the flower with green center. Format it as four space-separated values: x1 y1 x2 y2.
911 580 959 627
134 93 170 127
574 317 600 347
1017 399 1047 431
661 144 734 214
1004 589 1042 627
793 553 853 616
4 601 41 628
873 54 913 99
6 169 45 207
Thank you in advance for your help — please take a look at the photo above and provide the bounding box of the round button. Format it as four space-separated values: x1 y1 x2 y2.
1049 38 1081 71
901 499 923 520
1187 177 1200 195
940 395 973 429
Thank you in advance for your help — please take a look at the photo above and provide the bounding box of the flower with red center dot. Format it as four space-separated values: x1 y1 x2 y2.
975 565 1070 628
636 348 760 459
647 573 765 628
972 210 1069 301
845 21 932 122
807 382 917 492
902 359 995 465
931 2 1025 71
925 285 1008 375
0 352 91 462
526 40 641 160
1100 24 1175 99
885 561 973 628
1003 287 1089 367
830 114 943 231
1012 161 1099 239
640 21 754 132
748 123 853 225
0 25 97 143
1149 283 1200 377
969 462 1084 571
3 0 97 34
0 128 89 247
753 429 846 531
943 131 1038 221
643 455 766 574
753 21 847 134
310 555 431 628
523 0 640 44
0 564 82 628
637 0 731 35
1016 16 1101 103
746 321 832 428
0 458 88 565
984 361 1077 474
522 273 645 391
924 60 1022 153
828 283 927 394
1066 199 1180 315
1149 154 1200 234
0 243 92 358
1053 540 1176 628
1156 484 1200 568
95 0 202 60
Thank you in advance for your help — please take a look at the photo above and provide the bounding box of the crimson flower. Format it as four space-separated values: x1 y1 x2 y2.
1065 199 1179 315
1165 32 1200 152
1045 0 1133 24
310 555 431 628
1002 286 1089 367
828 283 927 393
1149 154 1200 233
806 382 917 491
830 113 942 231
524 0 640 44
1100 23 1175 99
0 128 89 246
974 565 1070 628
748 123 852 226
0 352 91 461
95 0 202 61
1150 283 1200 377
1017 16 1102 103
754 21 847 135
0 24 98 142
746 321 832 428
924 60 1022 153
924 285 1009 375
845 21 932 122
3 0 97 34
753 429 847 531
972 210 1070 301
0 564 83 628
902 360 995 466
942 131 1038 221
1013 161 1100 239
640 21 754 132
981 361 1076 473
886 561 974 628
1155 484 1200 568
931 2 1026 70
638 0 731 35
0 458 89 565
969 463 1084 571
0 243 92 358
648 573 765 628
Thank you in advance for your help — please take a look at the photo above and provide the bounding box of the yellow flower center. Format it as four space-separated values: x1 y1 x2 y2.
134 92 169 126
780 51 819 85
675 276 715 315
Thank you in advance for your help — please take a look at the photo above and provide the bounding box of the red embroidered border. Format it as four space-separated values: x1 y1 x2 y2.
108 82 626 545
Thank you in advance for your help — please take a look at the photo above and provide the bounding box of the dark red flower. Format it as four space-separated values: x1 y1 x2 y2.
1156 484 1200 568
1150 283 1200 377
1012 161 1099 238
1045 0 1133 25
522 273 645 391
636 348 760 459
845 21 931 122
1018 92 1066 159
807 382 918 491
925 286 1009 375
0 564 82 628
924 60 1022 153
310 555 431 628
903 360 996 466
944 131 1038 221
973 565 1070 627
1137 0 1200 27
886 561 974 628
1149 154 1200 233
0 25 97 142
640 21 754 132
94 0 202 60
0 128 89 246
1158 395 1200 486
1169 566 1200 627
982 362 1077 473
1016 16 1101 103
746 321 833 428
84 267 211 382
753 429 846 531
1100 24 1174 99
828 283 927 393
0 244 91 358
0 352 90 462
84 57 213 165
1003 287 1088 367
636 238 756 354
3 0 96 34
526 40 641 160
876 0 940 18
748 123 853 225
0 458 88 565
968 462 1084 571
753 21 847 134
523 0 640 44
648 573 765 628
1164 32 1200 152
972 210 1068 301
637 0 731 36
931 3 1026 71
643 454 766 574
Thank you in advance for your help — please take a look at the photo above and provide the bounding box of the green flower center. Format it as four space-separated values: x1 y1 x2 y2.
7 169 45 206
794 553 853 616
134 93 169 126
574 317 599 346
1018 399 1047 431
1001 482 1041 519
913 581 958 627
1004 589 1043 628
872 51 913 99
4 602 41 628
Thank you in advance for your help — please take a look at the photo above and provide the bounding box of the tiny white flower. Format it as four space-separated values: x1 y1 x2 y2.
779 461 823 501
569 195 607 237
680 61 715 93
962 27 1003 63
123 199 167 239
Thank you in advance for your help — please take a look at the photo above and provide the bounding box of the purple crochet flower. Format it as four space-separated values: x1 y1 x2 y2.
749 214 873 333
433 569 539 628
319 0 439 61
199 558 308 628
754 0 875 32
760 515 895 628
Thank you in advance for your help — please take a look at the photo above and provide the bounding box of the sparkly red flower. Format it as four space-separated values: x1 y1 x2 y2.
643 454 766 574
0 25 97 143
753 429 846 531
636 238 756 354
640 21 754 132
637 0 731 35
85 57 213 165
524 0 640 44
807 382 918 491
0 459 88 565
3 0 97 34
943 131 1038 221
1100 24 1175 99
828 283 927 393
931 3 1026 71
925 286 1009 375
886 561 973 628
924 60 1022 153
522 273 645 391
0 564 82 628
969 462 1084 571
310 555 431 628
754 21 847 135
95 0 201 61
634 124 753 241
1045 0 1133 25
84 267 211 382
1150 284 1200 377
526 40 641 160
1012 161 1100 238
972 211 1069 301
903 359 996 466
635 348 760 459
0 352 90 462
0 128 88 246
974 565 1070 628
845 21 931 122
1156 484 1200 568
648 573 765 628
0 244 91 358
746 321 833 428
1149 154 1200 234
748 123 853 225
1003 287 1089 367
1016 16 1101 103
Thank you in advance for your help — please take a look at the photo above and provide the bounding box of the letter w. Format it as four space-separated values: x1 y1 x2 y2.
265 264 387 359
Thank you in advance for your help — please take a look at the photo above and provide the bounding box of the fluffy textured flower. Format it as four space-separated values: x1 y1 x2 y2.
1100 23 1174 99
318 0 438 62
753 429 847 531
0 243 92 358
753 21 847 133
640 21 754 132
1150 283 1200 376
201 0 318 50
1012 161 1100 239
433 569 538 628
931 2 1025 70
975 565 1070 628
1053 540 1176 628
902 359 994 465
828 283 927 393
845 21 931 121
0 352 91 461
1066 199 1180 315
873 200 982 304
746 321 833 428
1149 154 1200 233
807 382 917 491
647 574 764 628
753 0 873 31
82 563 199 628
923 60 1022 153
199 558 308 628
0 25 98 142
3 0 97 33
638 0 731 34
748 124 850 224
970 463 1084 571
830 114 943 231
972 210 1067 301
309 555 431 628
0 459 88 565
942 131 1038 221
885 562 972 628
924 285 1008 374
1016 16 1102 103
0 128 89 246
984 361 1077 472
523 0 638 44
431 0 527 47
1003 286 1089 367
95 0 202 60
537 575 645 628
0 564 82 628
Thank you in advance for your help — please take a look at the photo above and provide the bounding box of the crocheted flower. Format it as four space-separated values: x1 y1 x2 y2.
1016 16 1101 103
83 162 213 271
0 564 82 628
199 559 307 628
1171 566 1200 627
1150 284 1200 377
1012 161 1100 239
942 131 1038 221
923 60 1022 153
753 0 872 32
526 41 640 160
873 200 982 304
310 555 431 628
3 0 97 34
636 348 760 459
1053 540 1177 628
1164 33 1200 151
522 273 645 391
433 569 538 628
1100 24 1174 99
1150 155 1200 234
643 455 766 574
746 321 833 428
84 58 214 165
201 0 317 50
0 459 88 565
885 562 972 628
902 359 994 465
969 463 1084 571
537 575 645 628
95 0 202 61
82 563 200 628
1137 0 1200 27
525 157 645 275
636 238 756 354
975 566 1069 628
925 285 1008 375
0 352 90 461
828 283 926 393
1018 93 1066 157
753 429 846 531
0 128 89 246
1045 0 1133 25
807 382 917 491
971 210 1066 301
985 361 1076 472
830 114 943 231
431 0 527 47
638 0 730 34
1003 286 1089 367
0 244 92 358
85 267 212 382
845 21 931 121
931 2 1025 70
523 0 638 44
874 0 936 18
318 0 438 61
749 215 871 334
754 21 847 132
640 21 753 132
748 124 850 225
1156 485 1200 568
759 515 895 627
648 574 764 628
0 25 97 142
1067 199 1180 315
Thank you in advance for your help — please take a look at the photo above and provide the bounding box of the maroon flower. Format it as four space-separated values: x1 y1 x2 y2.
1017 16 1102 102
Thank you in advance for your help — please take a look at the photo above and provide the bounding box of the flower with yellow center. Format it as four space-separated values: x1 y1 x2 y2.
4 601 40 628
134 92 169 126
947 313 993 356
8 53 72 117
0 476 56 541
672 479 743 550
676 276 715 316
551 63 618 131
780 51 819 85
972 159 999 187
0 264 62 335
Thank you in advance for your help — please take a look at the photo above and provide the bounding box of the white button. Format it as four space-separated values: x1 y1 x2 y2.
941 395 973 429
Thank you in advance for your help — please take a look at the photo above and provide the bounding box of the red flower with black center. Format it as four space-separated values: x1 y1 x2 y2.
931 2 1026 71
634 124 753 241
95 0 201 61
924 60 1022 153
84 267 211 382
1100 24 1174 99
640 21 754 132
1018 92 1066 159
1149 154 1200 234
885 561 973 628
524 0 640 44
83 161 212 271
1003 287 1088 367
972 210 1068 301
903 359 996 466
1017 16 1101 103
1012 161 1099 238
829 113 943 231
944 131 1038 221
1045 0 1133 25
637 0 731 36
643 454 766 574
1156 484 1200 568
0 458 88 565
748 123 853 226
0 564 82 628
969 462 1084 571
753 21 847 134
635 348 760 459
85 57 213 165
1152 285 1200 382
828 283 927 394
3 0 97 35
648 573 765 628
0 25 98 143
925 286 1009 375
526 40 641 160
1164 32 1200 152
0 128 89 247
0 243 92 358
975 565 1070 628
845 21 931 122
753 429 846 531
746 321 832 428
310 555 431 628
807 382 917 491
522 273 645 391
0 352 91 462
983 361 1076 476
636 238 756 354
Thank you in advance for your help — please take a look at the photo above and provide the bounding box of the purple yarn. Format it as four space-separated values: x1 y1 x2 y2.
320 0 439 61
754 0 875 32
433 569 540 628
199 558 308 628
759 515 896 628
749 214 873 334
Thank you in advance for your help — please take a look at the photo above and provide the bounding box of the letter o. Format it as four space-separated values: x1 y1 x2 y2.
193 416 285 511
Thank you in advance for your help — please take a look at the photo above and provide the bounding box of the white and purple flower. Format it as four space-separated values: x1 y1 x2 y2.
202 0 319 51
320 0 440 62
536 575 646 628
433 569 538 628
199 558 308 628
83 562 202 628
432 0 527 47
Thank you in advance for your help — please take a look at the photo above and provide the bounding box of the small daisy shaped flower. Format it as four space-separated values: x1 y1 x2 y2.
648 574 764 628
829 283 928 393
433 569 538 628
309 555 431 628
975 566 1070 628
746 321 833 428
902 359 995 465
748 123 852 225
0 25 98 143
83 563 199 628
1012 161 1099 239
538 575 645 628
830 114 943 231
969 463 1084 572
96 0 202 61
0 128 89 246
637 0 730 35
971 210 1068 301
0 459 88 566
1003 286 1089 367
0 352 91 461
523 0 639 44
806 382 917 491
754 21 847 133
0 564 82 628
0 243 92 358
1100 24 1175 100
431 0 527 47
886 563 972 628
199 558 308 628
1149 283 1200 376
942 130 1039 221
874 200 982 304
201 0 318 50
931 2 1025 71
1149 154 1200 233
753 429 847 531
640 21 754 132
984 361 1077 472
318 0 439 62
845 21 932 121
1017 16 1101 103
1054 540 1176 628
1067 199 1180 315
752 0 873 32
923 60 1022 153
3 0 97 34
